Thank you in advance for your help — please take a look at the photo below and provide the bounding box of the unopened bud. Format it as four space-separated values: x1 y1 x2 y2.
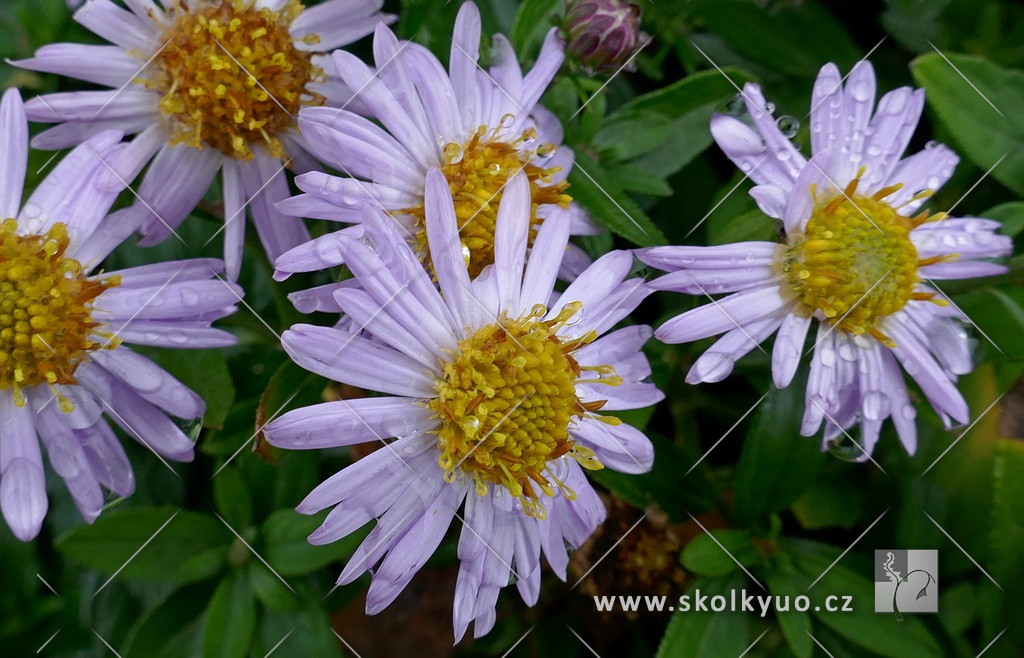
564 0 647 74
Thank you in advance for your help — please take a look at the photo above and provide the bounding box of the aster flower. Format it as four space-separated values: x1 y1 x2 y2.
264 169 660 640
0 89 241 541
638 62 1012 457
273 1 601 284
14 0 396 279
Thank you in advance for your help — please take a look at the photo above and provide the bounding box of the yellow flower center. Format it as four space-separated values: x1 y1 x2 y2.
784 175 950 345
0 220 119 406
430 302 617 518
144 0 324 160
405 120 572 278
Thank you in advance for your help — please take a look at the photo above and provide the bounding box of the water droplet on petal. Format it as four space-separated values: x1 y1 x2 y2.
776 115 800 138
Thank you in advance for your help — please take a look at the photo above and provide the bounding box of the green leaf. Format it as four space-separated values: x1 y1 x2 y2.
766 570 813 658
568 152 667 246
791 478 865 530
656 575 750 658
58 508 231 584
733 368 827 526
983 201 1024 238
784 538 944 658
202 571 256 658
261 509 368 577
249 561 298 612
123 582 217 658
150 348 235 428
707 208 779 246
681 530 757 577
911 53 1024 197
954 287 1024 359
989 439 1024 631
690 0 860 77
253 360 326 463
593 110 675 162
614 68 757 179
510 0 560 55
213 465 253 529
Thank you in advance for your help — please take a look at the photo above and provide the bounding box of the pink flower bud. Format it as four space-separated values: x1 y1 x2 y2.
564 0 647 74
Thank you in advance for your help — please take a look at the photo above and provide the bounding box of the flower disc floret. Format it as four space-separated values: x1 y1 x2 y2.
0 220 118 401
405 120 572 278
430 302 615 518
145 0 323 159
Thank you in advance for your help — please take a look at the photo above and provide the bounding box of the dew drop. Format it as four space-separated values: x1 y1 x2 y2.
776 115 800 138
925 140 939 150
850 79 872 102
828 435 865 462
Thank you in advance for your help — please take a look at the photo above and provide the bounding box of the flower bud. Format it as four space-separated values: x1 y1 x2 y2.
564 0 647 74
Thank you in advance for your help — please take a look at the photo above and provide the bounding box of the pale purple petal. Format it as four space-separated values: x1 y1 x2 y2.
281 324 436 397
135 144 222 245
809 63 844 157
0 88 28 219
572 416 653 474
772 312 812 388
655 284 789 344
266 397 432 449
74 0 159 50
90 348 204 420
0 392 46 541
686 313 787 384
636 241 780 272
519 207 572 308
12 43 144 87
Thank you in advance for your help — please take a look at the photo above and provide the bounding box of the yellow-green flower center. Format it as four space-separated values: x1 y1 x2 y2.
404 120 572 278
784 176 949 345
143 0 324 160
430 303 615 518
0 220 119 404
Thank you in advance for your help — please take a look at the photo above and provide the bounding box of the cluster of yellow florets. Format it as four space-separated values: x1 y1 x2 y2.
144 0 324 160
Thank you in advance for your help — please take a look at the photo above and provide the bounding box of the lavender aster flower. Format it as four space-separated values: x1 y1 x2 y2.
0 89 241 541
638 62 1012 457
273 1 601 283
265 169 660 640
13 0 396 279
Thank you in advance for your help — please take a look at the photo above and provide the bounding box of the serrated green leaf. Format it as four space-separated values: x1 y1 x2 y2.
911 53 1024 197
569 152 667 246
202 571 256 658
58 508 231 584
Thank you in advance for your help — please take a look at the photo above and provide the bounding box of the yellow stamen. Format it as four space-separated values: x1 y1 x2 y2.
402 119 572 278
0 220 119 404
783 175 955 340
140 0 325 160
429 302 615 517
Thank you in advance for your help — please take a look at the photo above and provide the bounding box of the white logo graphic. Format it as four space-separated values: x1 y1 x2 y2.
874 549 939 618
